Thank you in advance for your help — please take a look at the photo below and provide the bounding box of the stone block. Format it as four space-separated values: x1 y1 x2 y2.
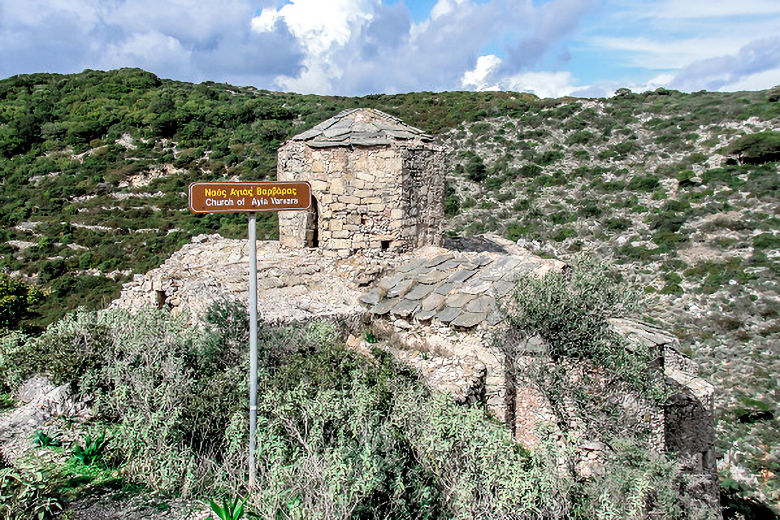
465 295 492 314
405 283 434 300
387 278 416 298
421 292 444 311
331 178 345 194
414 308 436 321
371 297 399 315
435 306 462 324
445 292 476 308
357 170 376 182
392 299 420 318
448 269 477 284
310 179 328 191
451 312 485 328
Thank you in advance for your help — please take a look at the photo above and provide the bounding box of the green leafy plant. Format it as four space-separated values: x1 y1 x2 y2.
209 496 246 520
72 432 109 466
363 330 378 344
0 466 62 520
32 430 61 448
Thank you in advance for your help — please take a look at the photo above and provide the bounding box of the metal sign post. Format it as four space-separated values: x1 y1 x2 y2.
247 212 258 488
187 181 311 489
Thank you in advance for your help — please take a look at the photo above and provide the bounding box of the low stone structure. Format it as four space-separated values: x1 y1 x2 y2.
277 108 445 257
114 233 716 478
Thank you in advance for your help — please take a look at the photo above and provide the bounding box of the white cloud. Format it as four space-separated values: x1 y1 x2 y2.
502 70 582 98
461 54 502 91
636 0 780 20
0 0 303 86
99 32 190 72
462 53 600 98
12 0 774 98
430 0 469 20
587 36 755 70
252 0 378 93
723 67 780 92
248 0 596 94
669 36 780 92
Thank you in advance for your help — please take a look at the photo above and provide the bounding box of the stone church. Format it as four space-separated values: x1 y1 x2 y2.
277 108 446 257
115 108 719 504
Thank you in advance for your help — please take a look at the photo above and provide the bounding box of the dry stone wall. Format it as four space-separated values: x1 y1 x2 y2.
401 147 446 248
278 142 406 256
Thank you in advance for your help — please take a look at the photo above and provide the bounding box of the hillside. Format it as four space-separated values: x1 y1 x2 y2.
0 68 778 510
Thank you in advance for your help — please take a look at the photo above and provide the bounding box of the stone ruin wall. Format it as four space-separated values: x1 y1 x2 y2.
113 232 718 502
277 141 445 257
375 314 710 463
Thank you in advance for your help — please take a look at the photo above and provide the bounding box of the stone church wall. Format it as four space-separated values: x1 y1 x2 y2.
277 141 445 257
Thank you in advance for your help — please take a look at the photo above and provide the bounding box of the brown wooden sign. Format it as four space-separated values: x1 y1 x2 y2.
188 181 311 213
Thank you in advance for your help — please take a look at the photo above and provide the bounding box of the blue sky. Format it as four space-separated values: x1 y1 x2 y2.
1 0 778 97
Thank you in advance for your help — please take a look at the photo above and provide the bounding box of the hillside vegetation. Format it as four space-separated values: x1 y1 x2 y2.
0 68 778 511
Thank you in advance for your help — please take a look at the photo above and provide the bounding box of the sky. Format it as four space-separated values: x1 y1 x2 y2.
1 0 779 98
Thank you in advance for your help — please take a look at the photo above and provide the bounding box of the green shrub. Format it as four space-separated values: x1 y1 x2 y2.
627 174 660 192
565 130 594 146
32 430 62 448
73 432 109 466
726 131 780 164
0 274 43 332
496 256 667 442
0 465 62 519
464 153 487 182
552 227 576 242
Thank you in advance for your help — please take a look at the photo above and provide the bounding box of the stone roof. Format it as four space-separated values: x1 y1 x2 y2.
359 237 565 329
290 108 433 147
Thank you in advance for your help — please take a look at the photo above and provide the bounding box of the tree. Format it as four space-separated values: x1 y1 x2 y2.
494 257 668 448
0 274 43 331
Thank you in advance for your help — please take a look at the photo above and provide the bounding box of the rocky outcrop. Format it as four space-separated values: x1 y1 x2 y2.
0 377 89 465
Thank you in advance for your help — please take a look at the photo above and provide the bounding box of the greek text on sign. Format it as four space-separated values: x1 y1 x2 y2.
189 182 312 213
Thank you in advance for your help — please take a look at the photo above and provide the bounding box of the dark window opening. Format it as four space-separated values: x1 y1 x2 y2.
156 290 167 310
381 240 391 251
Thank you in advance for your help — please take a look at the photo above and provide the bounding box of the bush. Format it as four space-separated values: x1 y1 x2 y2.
496 256 667 441
464 153 487 182
627 174 660 192
726 131 780 164
0 274 43 332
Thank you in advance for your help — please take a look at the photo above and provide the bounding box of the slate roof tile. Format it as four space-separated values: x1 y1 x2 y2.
290 108 433 147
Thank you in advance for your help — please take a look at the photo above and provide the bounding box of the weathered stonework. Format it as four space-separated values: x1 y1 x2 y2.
277 108 445 257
